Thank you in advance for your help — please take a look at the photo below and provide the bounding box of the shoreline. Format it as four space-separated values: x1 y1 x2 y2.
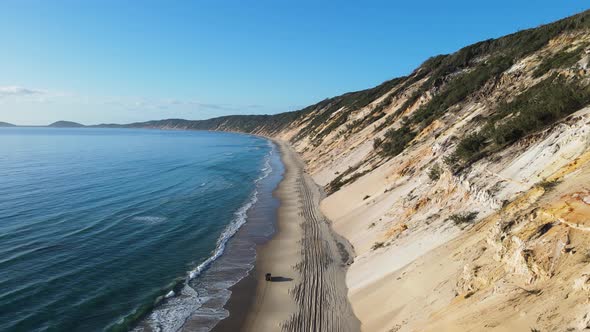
132 135 281 332
213 139 360 331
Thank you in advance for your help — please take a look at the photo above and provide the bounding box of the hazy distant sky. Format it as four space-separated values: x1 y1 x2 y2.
0 1 587 125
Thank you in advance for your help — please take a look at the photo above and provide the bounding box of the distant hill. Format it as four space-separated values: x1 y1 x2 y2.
0 121 16 127
93 114 301 136
48 121 85 128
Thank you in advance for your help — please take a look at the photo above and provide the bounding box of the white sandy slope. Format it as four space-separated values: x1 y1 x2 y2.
264 30 590 331
318 106 590 331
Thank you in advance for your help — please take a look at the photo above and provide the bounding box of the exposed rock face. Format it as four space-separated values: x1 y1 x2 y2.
267 11 590 331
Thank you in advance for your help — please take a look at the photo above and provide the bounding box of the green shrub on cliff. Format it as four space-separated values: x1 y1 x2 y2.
428 164 442 181
373 10 590 160
449 212 478 225
378 126 416 157
490 76 590 145
450 75 590 167
453 132 487 162
533 48 582 78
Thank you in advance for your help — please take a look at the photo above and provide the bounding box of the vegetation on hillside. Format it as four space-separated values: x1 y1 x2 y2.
375 10 590 158
102 111 304 136
428 163 442 181
378 125 417 157
326 164 370 194
449 212 479 225
448 74 590 169
533 48 583 78
292 76 407 142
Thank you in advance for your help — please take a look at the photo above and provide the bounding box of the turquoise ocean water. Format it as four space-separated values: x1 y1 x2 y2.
0 127 281 332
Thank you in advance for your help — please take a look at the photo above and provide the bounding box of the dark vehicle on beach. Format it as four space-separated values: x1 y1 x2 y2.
265 273 272 281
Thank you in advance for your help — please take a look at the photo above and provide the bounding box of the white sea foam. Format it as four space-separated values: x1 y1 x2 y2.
142 284 204 332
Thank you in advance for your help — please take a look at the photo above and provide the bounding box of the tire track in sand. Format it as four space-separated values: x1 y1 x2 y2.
281 163 360 332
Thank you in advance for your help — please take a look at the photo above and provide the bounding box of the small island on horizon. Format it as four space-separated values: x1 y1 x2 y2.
47 120 85 128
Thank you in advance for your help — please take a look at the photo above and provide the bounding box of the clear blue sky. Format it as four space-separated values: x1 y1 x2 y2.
0 1 587 125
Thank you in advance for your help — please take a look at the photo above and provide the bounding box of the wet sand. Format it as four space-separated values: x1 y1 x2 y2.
210 268 257 331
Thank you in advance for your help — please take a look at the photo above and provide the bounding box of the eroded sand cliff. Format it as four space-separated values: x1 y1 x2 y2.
268 23 590 331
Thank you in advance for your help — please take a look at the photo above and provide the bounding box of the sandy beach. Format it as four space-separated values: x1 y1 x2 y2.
227 139 360 332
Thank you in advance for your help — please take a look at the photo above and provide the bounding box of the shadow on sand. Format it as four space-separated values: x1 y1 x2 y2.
269 276 293 282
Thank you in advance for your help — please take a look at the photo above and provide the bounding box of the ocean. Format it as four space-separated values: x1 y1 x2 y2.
0 127 282 332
